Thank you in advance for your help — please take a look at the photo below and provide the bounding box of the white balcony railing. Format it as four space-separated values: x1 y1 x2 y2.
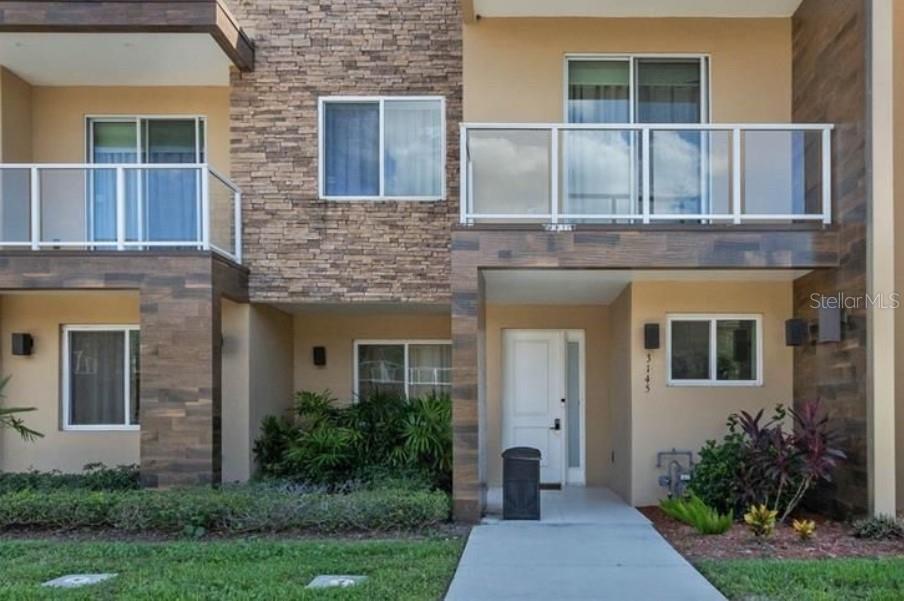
460 123 833 226
0 163 241 262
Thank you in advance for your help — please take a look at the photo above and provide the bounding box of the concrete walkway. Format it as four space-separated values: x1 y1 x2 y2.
445 488 725 601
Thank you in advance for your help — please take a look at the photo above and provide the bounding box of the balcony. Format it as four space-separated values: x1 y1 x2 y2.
459 124 832 227
0 164 241 262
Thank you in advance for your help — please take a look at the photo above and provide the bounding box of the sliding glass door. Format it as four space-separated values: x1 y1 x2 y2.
636 59 710 217
564 56 708 220
90 121 137 242
89 117 205 244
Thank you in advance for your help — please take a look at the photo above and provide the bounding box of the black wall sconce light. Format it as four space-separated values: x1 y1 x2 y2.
785 307 848 347
313 346 327 367
644 323 660 350
12 333 33 356
785 318 808 346
817 305 843 343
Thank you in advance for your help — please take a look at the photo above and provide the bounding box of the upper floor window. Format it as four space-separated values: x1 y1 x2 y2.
566 56 709 124
319 97 445 200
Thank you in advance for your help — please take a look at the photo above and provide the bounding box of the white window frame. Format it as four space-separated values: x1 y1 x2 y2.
352 339 452 400
318 96 447 201
62 324 140 431
85 115 209 244
666 314 763 387
562 54 712 124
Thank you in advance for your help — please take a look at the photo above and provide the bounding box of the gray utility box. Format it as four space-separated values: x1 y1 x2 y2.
502 447 541 520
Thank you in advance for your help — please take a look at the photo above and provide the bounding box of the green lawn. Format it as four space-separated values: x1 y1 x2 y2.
697 557 904 601
0 537 463 600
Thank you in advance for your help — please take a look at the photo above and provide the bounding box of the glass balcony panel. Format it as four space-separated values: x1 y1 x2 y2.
125 167 200 243
467 129 551 219
209 172 236 257
743 130 822 217
559 129 637 222
0 168 31 243
40 168 93 244
649 130 731 217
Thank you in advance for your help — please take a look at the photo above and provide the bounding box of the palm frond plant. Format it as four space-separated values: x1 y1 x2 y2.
0 376 42 442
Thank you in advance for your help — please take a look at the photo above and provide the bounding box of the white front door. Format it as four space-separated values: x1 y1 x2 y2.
503 330 565 486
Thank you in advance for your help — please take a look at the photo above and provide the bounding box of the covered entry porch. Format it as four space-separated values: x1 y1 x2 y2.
458 264 811 520
485 486 643 524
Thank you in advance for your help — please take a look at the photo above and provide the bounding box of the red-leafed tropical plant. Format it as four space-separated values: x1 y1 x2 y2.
689 400 845 522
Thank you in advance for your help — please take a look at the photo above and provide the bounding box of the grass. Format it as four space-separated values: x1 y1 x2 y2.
0 537 464 600
697 557 904 601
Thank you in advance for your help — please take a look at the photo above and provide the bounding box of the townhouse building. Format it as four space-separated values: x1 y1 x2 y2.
0 0 899 522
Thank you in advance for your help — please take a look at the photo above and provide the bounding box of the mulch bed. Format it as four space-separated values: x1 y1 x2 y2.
639 506 904 560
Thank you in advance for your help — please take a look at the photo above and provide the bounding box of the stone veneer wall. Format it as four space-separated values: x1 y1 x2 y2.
791 0 870 515
229 0 462 304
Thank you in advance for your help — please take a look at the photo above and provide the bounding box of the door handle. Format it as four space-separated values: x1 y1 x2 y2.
550 418 561 431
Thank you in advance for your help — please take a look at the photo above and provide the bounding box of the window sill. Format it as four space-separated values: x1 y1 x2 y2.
666 380 763 388
63 425 140 432
319 196 445 202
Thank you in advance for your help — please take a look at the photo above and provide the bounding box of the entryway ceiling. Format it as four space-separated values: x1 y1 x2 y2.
482 269 811 305
471 0 804 18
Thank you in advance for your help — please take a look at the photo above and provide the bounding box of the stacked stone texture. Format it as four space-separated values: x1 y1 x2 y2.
229 0 463 304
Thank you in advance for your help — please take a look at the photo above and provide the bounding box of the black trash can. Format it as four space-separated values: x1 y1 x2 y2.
502 446 541 520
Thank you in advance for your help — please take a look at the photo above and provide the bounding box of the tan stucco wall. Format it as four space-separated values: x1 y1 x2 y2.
463 18 791 123
221 299 251 482
893 0 904 511
248 304 294 469
293 309 451 404
608 287 632 502
30 86 230 173
221 302 294 482
0 292 140 473
484 304 610 487
0 67 33 162
627 281 794 506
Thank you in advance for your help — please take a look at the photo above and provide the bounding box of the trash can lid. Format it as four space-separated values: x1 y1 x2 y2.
502 446 541 460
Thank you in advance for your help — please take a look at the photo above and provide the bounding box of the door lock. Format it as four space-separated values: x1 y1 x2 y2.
550 418 561 431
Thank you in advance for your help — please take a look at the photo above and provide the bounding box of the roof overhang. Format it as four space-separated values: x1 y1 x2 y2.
463 0 804 22
0 1 253 78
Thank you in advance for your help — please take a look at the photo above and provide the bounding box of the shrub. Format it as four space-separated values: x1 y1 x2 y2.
851 515 904 540
744 504 778 537
0 463 139 494
0 485 450 535
690 401 845 522
251 415 298 478
688 429 745 515
254 390 452 491
660 494 733 535
792 518 816 540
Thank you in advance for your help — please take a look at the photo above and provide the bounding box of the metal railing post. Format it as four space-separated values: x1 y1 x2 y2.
234 189 242 263
732 128 742 225
459 125 468 225
550 126 559 225
200 165 210 251
115 166 126 250
641 127 651 224
822 127 832 225
29 167 39 250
